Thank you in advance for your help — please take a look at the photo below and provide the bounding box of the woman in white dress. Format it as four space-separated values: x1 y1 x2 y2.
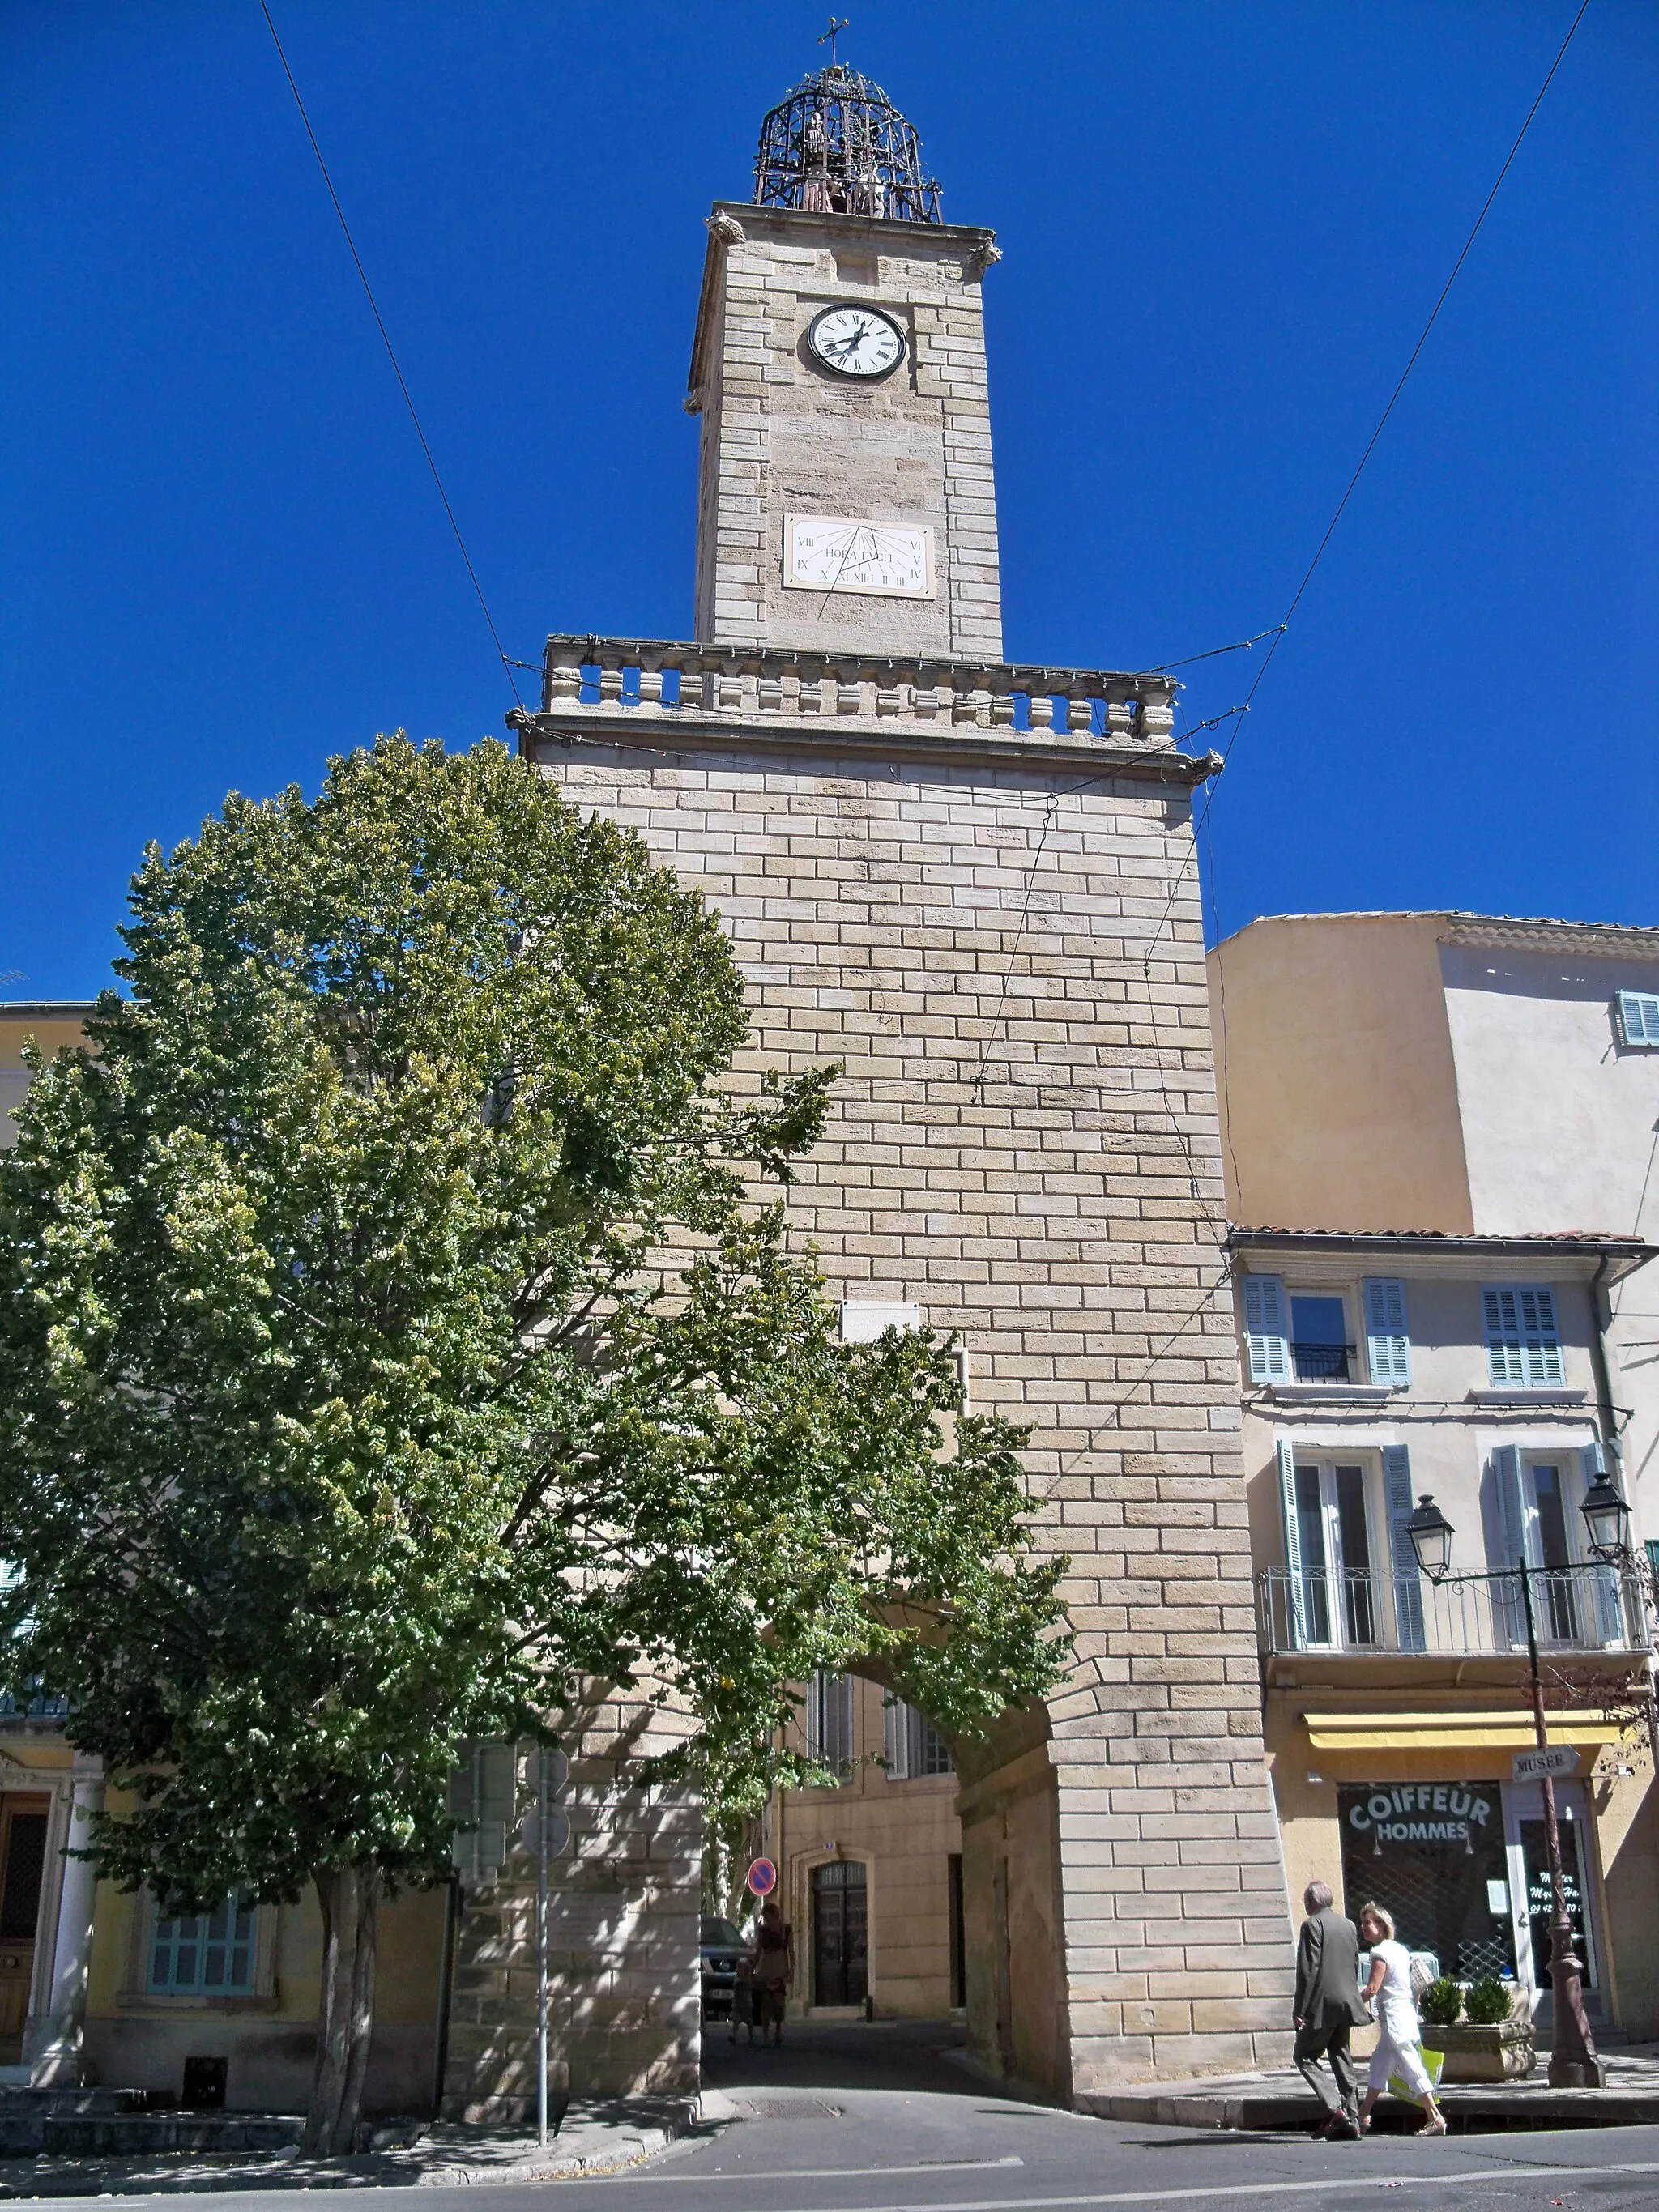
1357 1903 1448 2136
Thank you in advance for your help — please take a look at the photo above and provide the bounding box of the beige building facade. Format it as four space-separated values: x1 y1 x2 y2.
1212 913 1659 2039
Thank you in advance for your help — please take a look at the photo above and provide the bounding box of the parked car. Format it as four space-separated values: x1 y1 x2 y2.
701 1915 745 2018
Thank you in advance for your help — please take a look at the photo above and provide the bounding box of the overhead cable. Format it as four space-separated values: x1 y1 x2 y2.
1143 0 1593 963
258 2 523 709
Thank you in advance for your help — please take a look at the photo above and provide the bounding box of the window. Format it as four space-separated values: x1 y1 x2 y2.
1244 1277 1401 1387
148 1892 257 1996
1489 1444 1627 1649
1616 992 1659 1048
1290 1295 1353 1383
1278 1448 1376 1647
1482 1285 1564 1387
805 1671 855 1779
883 1697 953 1779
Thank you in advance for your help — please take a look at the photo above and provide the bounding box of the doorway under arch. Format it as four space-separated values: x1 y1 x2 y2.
810 1859 868 2007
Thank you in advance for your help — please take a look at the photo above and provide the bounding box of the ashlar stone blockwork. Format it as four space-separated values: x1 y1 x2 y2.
441 1686 700 2120
518 698 1295 2098
688 205 1004 662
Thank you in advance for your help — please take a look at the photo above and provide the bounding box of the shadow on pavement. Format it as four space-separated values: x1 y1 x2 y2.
700 2017 1040 2104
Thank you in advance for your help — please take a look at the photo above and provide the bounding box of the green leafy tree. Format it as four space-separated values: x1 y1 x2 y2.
0 736 1065 2151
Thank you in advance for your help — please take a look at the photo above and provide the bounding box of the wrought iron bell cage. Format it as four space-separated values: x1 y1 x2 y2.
752 63 943 224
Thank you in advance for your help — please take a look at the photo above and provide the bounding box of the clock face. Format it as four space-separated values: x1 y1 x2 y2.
785 515 933 598
805 304 905 381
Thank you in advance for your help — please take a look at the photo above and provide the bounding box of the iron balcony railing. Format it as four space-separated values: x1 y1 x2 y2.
1257 1564 1653 1658
0 1687 69 1724
1290 1340 1358 1383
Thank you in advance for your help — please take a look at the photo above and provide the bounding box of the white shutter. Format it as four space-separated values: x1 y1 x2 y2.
1617 991 1659 1047
1275 1437 1307 1646
1243 1275 1290 1385
1580 1445 1626 1644
883 1694 908 1779
1382 1445 1426 1652
1364 1279 1411 1388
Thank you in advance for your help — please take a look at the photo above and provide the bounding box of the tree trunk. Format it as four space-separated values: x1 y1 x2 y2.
301 1865 381 2156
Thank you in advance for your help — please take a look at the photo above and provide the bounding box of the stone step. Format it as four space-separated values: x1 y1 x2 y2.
0 2109 303 2157
0 2089 148 2117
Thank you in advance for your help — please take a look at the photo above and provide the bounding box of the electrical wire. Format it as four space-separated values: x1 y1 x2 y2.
1141 0 1593 964
1146 624 1286 674
258 2 524 710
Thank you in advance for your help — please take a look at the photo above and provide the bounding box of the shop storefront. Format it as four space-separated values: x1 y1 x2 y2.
1337 1778 1603 2019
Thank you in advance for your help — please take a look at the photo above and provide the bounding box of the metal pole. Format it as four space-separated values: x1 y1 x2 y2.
1518 1559 1601 2088
536 1752 549 2148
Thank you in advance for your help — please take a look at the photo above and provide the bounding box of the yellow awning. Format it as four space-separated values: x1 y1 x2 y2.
1304 1709 1622 1752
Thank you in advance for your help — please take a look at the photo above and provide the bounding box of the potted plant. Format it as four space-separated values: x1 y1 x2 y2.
1434 1977 1534 2082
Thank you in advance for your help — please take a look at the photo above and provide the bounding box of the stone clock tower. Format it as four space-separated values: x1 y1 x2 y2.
471 58 1295 2121
686 186 1003 658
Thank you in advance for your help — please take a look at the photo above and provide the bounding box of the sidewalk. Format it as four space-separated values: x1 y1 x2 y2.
0 2096 702 2197
1081 2044 1659 2133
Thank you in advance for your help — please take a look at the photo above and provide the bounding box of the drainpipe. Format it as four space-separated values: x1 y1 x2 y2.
1588 1257 1623 1477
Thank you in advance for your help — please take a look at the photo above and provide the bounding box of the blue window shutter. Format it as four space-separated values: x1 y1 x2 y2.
1580 1446 1626 1644
1364 1279 1411 1388
1618 992 1659 1046
1490 1444 1527 1646
1491 1446 1525 1566
1382 1446 1426 1652
1520 1286 1564 1387
1243 1275 1289 1385
1275 1437 1307 1646
1484 1288 1523 1387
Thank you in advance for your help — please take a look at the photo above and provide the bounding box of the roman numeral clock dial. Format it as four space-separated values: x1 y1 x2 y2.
786 517 935 599
805 303 905 381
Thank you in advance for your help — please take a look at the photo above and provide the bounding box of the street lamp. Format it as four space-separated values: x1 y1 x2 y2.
1580 1474 1633 1562
1404 1493 1605 2091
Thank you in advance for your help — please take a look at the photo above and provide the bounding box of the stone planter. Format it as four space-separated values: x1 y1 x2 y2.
1431 2019 1535 2082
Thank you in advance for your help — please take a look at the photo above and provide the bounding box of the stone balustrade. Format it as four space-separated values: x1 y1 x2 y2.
531 635 1179 747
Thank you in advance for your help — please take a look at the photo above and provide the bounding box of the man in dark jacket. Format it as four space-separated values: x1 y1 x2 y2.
1293 1881 1369 2138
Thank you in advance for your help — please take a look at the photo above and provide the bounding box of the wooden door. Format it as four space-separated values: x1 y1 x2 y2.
810 1860 867 2007
0 1797 51 2063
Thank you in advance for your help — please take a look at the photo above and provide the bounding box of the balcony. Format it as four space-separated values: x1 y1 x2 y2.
505 637 1208 778
1290 1340 1358 1383
1257 1565 1653 1659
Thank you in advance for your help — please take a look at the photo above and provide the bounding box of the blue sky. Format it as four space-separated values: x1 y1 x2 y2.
3 1 1655 999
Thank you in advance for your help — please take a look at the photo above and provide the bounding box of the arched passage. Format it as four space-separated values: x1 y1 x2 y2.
760 1659 1067 2099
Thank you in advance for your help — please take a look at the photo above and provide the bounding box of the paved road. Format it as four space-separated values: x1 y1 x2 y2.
31 2022 1659 2210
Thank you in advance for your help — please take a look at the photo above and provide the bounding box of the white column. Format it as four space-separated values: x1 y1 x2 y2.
27 1755 104 2086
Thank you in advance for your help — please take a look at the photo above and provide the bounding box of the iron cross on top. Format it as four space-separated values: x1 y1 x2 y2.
818 17 849 64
